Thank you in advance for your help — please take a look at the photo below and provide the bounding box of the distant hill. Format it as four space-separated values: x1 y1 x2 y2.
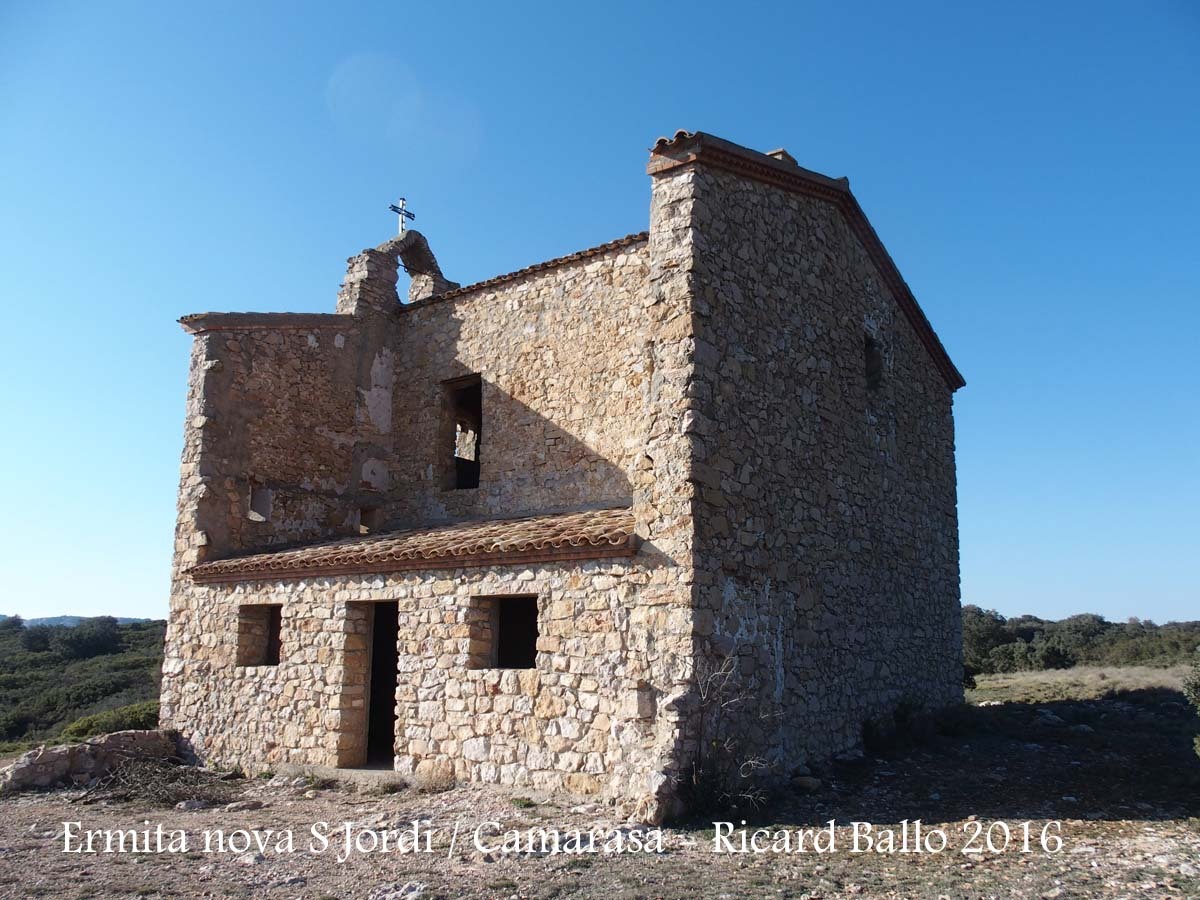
0 617 166 751
0 614 151 628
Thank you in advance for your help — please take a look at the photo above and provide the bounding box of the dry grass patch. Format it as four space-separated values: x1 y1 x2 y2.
968 665 1190 705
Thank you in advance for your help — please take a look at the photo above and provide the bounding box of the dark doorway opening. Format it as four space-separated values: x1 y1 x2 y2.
367 601 399 765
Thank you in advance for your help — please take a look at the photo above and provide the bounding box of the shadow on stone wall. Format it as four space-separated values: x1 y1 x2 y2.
381 276 642 533
195 286 646 563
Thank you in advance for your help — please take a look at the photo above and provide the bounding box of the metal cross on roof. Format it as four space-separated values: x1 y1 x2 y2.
388 197 416 235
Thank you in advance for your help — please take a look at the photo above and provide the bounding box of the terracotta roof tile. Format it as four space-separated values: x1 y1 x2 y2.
188 507 638 584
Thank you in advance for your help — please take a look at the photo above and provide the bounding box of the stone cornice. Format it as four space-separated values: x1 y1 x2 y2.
648 130 966 392
179 312 353 335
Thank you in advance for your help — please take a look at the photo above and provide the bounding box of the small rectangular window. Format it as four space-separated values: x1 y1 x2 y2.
248 484 272 522
467 595 538 669
864 334 883 391
237 604 282 666
442 375 482 490
358 507 384 535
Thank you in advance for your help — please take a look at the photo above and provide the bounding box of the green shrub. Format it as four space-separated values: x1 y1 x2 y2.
962 606 1009 671
54 617 121 659
1184 660 1200 710
1185 659 1200 761
60 700 160 740
1033 639 1075 670
987 641 1035 673
962 664 978 690
19 626 54 652
0 710 33 741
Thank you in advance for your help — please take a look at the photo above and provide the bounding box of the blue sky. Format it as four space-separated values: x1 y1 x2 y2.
1 1 1196 623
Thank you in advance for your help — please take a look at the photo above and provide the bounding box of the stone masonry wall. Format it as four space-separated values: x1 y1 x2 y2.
174 241 662 560
163 212 701 820
162 320 383 766
176 318 381 563
160 558 688 820
162 136 961 820
682 163 962 775
384 243 651 526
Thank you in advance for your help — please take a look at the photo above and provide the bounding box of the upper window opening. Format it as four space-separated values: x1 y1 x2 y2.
864 335 883 391
358 507 384 535
248 484 272 522
443 375 482 490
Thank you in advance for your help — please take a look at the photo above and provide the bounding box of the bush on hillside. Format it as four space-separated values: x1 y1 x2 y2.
59 700 160 740
1033 637 1076 670
54 616 122 659
0 710 33 741
19 625 54 652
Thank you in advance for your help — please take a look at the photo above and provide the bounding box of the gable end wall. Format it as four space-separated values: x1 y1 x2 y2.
684 164 962 772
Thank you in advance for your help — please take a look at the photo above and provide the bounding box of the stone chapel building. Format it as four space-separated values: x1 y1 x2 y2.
160 130 965 821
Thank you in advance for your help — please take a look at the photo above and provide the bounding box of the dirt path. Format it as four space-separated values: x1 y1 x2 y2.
2 675 1198 899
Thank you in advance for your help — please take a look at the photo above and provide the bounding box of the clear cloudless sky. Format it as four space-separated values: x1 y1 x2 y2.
1 1 1197 623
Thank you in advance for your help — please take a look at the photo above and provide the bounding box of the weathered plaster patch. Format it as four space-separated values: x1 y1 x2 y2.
360 347 395 434
361 458 389 492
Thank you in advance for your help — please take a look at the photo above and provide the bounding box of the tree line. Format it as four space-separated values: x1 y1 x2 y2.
963 605 1200 675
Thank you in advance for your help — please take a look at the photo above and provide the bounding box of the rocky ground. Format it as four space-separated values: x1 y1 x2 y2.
1 669 1198 899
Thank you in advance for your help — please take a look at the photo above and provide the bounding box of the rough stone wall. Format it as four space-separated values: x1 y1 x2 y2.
161 139 961 819
383 245 652 526
163 212 700 821
161 558 685 819
389 561 668 810
161 582 366 769
163 321 373 764
681 163 962 774
174 240 658 559
0 731 177 794
176 318 391 562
